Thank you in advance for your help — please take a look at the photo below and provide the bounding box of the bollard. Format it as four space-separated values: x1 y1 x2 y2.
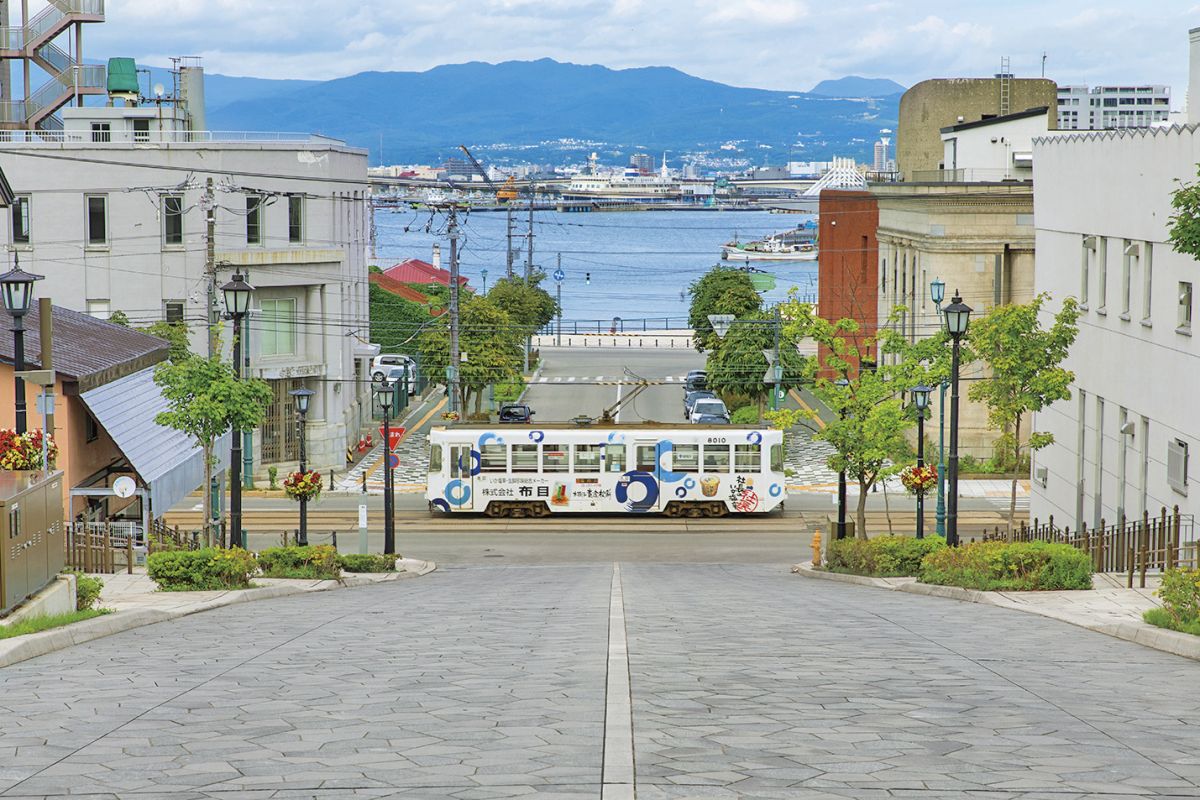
329 471 335 490
331 531 338 550
811 530 822 568
362 470 367 494
126 531 134 574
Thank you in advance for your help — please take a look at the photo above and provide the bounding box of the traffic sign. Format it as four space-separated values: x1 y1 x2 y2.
553 268 565 282
379 425 406 451
388 453 400 469
708 314 735 338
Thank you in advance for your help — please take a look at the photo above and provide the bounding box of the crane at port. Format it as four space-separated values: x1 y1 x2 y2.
458 144 519 202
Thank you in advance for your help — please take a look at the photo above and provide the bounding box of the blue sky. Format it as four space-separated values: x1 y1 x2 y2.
88 1 1198 99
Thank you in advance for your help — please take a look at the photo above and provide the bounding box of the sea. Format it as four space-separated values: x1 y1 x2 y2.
373 208 818 327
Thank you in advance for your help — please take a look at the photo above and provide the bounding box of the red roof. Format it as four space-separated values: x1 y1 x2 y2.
383 258 470 288
369 272 440 310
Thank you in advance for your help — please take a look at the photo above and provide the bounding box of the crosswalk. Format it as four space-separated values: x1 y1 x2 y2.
533 375 694 385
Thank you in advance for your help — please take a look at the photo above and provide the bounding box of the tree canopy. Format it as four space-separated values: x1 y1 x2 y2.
705 311 810 414
486 274 558 332
688 266 763 352
1168 164 1200 260
417 294 524 414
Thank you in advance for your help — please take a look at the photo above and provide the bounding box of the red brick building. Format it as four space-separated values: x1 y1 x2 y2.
817 190 879 376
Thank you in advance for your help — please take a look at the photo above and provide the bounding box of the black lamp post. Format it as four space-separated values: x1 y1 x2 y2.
835 377 850 540
911 384 932 540
930 277 948 537
942 292 972 547
290 387 315 547
375 381 396 555
221 272 253 550
0 257 43 434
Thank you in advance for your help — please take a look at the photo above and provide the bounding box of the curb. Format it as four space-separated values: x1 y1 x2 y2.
0 561 438 671
791 562 1200 662
517 362 544 404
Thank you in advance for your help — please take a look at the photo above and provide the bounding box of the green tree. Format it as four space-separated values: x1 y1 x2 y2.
369 283 433 354
417 294 524 415
486 274 558 332
688 266 763 352
108 310 130 327
144 321 192 362
705 311 809 415
1168 164 1200 259
968 293 1080 529
154 355 272 539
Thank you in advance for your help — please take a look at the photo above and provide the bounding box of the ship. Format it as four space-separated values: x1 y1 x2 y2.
721 226 818 262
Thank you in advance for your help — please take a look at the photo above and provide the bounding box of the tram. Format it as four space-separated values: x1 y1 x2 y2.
426 424 786 517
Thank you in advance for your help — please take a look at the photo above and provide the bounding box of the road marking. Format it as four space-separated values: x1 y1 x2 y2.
553 377 562 383
538 377 548 383
789 388 825 430
364 397 447 478
568 376 576 382
602 564 635 800
664 375 674 382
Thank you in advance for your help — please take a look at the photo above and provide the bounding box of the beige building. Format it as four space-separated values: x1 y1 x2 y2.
897 77 1057 179
874 182 1037 456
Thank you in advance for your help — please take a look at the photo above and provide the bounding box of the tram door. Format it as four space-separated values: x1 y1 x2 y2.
634 441 662 512
448 444 474 511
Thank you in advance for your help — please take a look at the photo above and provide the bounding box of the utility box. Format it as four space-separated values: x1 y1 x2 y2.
0 471 65 616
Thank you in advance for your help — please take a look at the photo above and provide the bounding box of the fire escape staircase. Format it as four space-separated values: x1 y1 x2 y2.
0 0 106 129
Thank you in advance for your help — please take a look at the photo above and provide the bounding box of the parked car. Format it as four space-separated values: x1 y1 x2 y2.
689 398 729 423
371 354 416 382
692 413 730 425
498 403 535 423
381 365 418 396
683 370 708 392
683 389 717 415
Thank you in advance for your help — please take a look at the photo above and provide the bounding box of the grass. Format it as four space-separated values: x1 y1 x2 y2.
1143 607 1200 636
0 609 111 639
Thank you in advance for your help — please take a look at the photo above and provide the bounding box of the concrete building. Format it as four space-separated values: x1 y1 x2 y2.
0 91 373 480
896 77 1057 179
630 153 653 174
1057 85 1171 130
940 107 1049 182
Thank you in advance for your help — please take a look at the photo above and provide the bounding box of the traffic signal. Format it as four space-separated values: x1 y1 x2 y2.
585 272 591 284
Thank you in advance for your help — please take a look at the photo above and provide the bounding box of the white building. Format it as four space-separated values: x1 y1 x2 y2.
1057 85 1171 130
1029 35 1200 529
939 106 1051 182
0 95 374 479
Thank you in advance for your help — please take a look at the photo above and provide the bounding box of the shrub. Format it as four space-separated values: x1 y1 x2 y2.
920 540 1093 591
825 535 945 577
147 548 257 591
338 553 396 573
1151 567 1200 628
730 406 759 425
494 378 526 403
268 466 279 490
71 572 104 611
0 609 110 639
257 545 341 579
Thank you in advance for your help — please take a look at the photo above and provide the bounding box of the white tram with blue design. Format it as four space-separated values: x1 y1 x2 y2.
427 425 786 517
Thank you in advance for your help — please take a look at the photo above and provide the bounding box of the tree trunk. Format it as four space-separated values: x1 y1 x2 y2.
856 479 869 540
1009 414 1021 533
883 477 894 536
201 441 213 544
474 388 483 416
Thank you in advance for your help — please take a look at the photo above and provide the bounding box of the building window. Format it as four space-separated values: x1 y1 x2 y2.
164 301 185 323
1121 240 1136 318
85 413 99 443
259 298 296 356
133 119 149 142
86 299 110 319
1142 242 1153 324
90 122 110 142
246 196 262 245
1168 439 1189 494
1178 282 1193 332
162 195 183 246
1096 236 1107 312
11 195 29 245
86 195 107 246
288 194 303 243
1080 235 1093 306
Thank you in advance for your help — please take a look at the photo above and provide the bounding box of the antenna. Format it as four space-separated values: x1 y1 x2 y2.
153 83 164 99
1041 52 1047 78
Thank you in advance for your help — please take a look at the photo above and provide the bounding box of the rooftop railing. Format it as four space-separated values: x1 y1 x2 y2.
0 129 347 146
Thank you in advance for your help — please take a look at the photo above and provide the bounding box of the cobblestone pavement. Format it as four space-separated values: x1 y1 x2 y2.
1 564 1198 798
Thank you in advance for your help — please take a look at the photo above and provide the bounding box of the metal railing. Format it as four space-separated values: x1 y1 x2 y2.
0 128 344 144
909 168 1031 183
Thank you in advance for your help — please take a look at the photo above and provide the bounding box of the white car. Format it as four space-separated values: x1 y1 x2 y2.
371 354 415 382
379 364 418 396
689 398 729 423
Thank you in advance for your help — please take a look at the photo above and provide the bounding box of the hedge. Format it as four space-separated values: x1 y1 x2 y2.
146 548 257 591
338 553 396 573
920 540 1093 591
257 545 341 579
824 535 945 577
1144 567 1200 635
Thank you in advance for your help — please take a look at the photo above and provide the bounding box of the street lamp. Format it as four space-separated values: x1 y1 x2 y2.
290 387 315 547
480 268 488 295
835 377 850 540
221 272 253 549
930 277 949 537
911 384 932 540
0 256 43 434
943 291 972 547
375 381 396 555
930 277 946 307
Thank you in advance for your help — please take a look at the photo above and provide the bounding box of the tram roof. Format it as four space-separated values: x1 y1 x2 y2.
431 423 770 431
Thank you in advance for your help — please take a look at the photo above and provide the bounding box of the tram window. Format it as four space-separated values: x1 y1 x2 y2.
429 444 442 473
770 443 784 472
542 444 569 472
512 444 538 472
480 444 507 472
673 443 699 472
703 444 730 473
575 444 601 472
735 444 761 472
636 445 657 472
606 444 627 472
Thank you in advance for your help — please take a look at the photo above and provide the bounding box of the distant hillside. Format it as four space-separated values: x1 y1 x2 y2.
810 76 905 98
198 59 898 166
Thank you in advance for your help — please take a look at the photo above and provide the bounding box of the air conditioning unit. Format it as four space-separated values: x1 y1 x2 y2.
1035 466 1048 488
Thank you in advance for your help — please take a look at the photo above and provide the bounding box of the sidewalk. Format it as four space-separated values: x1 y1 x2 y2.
793 563 1200 661
0 559 436 670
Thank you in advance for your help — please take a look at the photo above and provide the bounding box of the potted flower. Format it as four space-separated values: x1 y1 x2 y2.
0 428 57 471
441 410 460 422
899 464 937 496
283 469 322 502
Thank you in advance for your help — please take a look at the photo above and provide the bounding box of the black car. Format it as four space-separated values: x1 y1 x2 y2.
693 413 730 425
498 403 535 423
684 389 717 415
683 370 708 392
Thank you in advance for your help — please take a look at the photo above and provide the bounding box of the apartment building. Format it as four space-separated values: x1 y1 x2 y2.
1057 85 1171 130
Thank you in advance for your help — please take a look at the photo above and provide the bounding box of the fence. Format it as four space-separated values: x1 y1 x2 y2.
65 520 200 574
982 506 1195 587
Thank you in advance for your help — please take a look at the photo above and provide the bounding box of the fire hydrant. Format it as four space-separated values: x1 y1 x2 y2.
811 530 822 568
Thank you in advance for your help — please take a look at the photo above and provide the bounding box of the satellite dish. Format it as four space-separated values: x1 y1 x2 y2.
153 83 164 99
112 476 137 499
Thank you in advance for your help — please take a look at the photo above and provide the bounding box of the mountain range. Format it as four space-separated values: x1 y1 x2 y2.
147 59 903 167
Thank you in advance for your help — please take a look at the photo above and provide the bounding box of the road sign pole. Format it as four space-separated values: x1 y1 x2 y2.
358 503 368 555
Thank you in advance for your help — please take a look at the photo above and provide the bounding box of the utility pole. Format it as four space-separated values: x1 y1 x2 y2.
556 253 562 347
448 206 461 414
524 190 534 372
505 203 514 279
202 177 219 541
771 306 782 412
